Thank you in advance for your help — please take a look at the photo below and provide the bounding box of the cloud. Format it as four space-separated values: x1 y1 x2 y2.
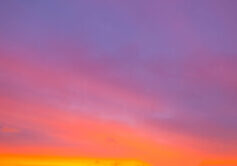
0 126 19 133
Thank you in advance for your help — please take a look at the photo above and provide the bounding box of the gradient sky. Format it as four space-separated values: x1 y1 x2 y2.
0 0 237 166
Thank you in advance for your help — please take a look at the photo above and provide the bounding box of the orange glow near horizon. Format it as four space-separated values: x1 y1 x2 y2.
0 155 150 166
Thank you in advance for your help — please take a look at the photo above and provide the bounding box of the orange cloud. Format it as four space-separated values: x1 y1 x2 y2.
200 159 237 166
0 126 19 133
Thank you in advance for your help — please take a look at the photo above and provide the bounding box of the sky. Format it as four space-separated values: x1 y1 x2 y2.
0 0 237 166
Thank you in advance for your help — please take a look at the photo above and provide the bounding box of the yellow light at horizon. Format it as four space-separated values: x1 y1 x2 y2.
0 155 151 166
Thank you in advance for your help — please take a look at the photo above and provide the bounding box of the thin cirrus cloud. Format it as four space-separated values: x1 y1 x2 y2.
0 0 237 166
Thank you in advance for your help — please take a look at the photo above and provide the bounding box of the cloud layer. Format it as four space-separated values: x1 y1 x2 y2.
0 0 237 165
